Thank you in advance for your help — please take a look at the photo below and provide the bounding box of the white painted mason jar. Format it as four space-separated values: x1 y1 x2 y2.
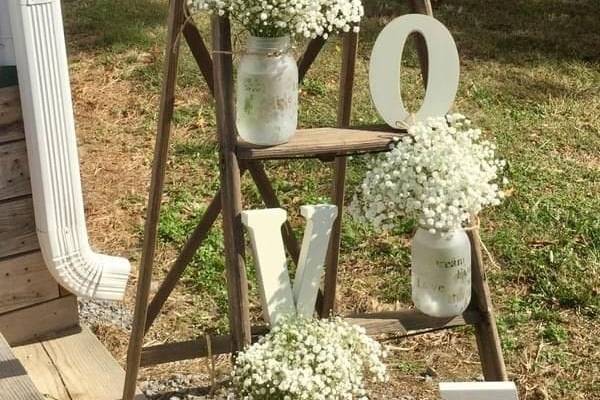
236 36 298 146
411 228 472 317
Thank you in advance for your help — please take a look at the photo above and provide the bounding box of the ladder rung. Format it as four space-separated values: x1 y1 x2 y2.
140 309 480 366
346 309 480 336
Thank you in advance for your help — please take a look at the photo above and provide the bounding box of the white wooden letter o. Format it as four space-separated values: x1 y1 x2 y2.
369 14 460 128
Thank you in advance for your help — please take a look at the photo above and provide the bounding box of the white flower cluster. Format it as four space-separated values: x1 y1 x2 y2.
349 114 506 234
230 315 388 399
189 0 364 38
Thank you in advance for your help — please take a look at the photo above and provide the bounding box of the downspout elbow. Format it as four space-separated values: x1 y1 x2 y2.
38 232 130 300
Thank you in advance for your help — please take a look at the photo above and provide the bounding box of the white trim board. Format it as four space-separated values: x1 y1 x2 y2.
440 382 518 400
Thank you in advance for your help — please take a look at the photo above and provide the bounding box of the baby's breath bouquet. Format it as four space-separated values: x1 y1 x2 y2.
230 315 388 399
189 0 364 39
350 114 506 234
350 114 507 318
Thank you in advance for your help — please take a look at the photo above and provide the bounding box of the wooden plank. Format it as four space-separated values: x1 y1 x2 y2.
0 122 25 144
0 196 39 259
298 37 327 83
468 229 508 381
40 328 145 400
212 14 251 351
0 86 21 127
122 1 186 398
237 127 400 160
12 341 71 400
183 18 215 96
321 32 359 316
0 296 79 346
351 123 405 133
346 310 478 336
0 333 45 400
141 335 236 367
141 309 478 366
0 252 60 314
0 140 31 201
141 327 269 367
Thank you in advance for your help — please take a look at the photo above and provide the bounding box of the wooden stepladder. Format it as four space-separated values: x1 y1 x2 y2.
122 1 507 398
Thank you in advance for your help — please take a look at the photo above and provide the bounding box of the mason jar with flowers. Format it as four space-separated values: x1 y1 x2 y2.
349 114 506 318
190 0 364 145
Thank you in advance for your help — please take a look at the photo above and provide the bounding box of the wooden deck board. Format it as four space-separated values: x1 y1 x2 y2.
0 139 31 201
0 252 60 314
0 196 39 259
0 296 79 346
12 341 71 399
0 333 45 400
14 327 146 400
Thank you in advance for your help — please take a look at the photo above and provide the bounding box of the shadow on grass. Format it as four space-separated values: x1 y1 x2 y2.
62 0 599 63
360 0 599 64
63 0 167 51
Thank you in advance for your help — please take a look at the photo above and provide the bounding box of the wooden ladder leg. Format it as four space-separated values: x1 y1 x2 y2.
122 0 186 398
212 15 251 351
468 229 509 381
408 0 433 86
321 32 359 317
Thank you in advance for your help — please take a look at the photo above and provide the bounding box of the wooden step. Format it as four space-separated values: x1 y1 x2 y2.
0 332 45 399
236 127 403 160
345 309 480 336
140 309 480 366
13 327 146 400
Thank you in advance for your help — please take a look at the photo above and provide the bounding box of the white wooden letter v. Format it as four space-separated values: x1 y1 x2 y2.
242 205 338 325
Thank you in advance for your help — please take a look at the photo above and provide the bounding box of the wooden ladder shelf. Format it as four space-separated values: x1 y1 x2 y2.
122 1 508 398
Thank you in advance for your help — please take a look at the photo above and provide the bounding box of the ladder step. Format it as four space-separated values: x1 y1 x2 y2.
236 126 403 160
346 309 481 336
140 310 480 366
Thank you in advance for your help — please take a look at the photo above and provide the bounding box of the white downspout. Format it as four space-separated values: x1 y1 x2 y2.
6 0 130 300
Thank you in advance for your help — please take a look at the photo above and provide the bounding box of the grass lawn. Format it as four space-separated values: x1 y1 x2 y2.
63 0 598 398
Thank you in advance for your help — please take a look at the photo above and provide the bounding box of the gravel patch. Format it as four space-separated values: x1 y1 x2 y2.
78 300 226 398
141 375 230 399
78 298 133 330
